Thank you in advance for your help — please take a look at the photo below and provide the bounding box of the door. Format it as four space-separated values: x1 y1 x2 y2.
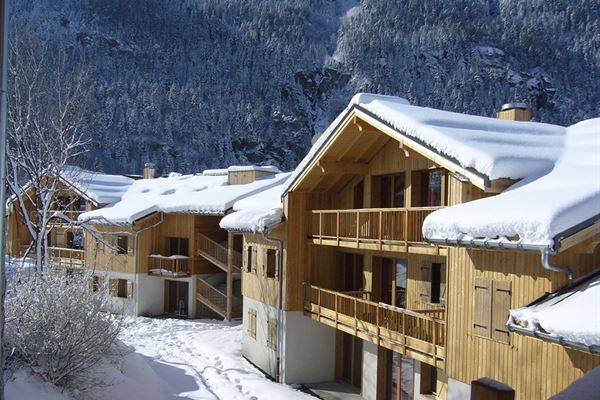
165 280 189 316
343 254 363 292
339 332 362 389
380 258 394 305
383 349 414 400
354 180 364 209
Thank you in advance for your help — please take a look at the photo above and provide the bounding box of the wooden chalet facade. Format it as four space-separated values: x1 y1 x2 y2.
231 96 600 400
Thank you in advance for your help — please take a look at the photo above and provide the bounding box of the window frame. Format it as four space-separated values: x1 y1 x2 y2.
116 235 129 255
265 249 277 279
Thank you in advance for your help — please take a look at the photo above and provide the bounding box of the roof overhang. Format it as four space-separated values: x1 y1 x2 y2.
283 104 499 197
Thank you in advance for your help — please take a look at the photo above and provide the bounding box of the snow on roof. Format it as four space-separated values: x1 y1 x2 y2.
508 269 600 352
283 92 565 194
202 169 229 176
60 166 134 205
227 165 281 173
423 118 600 248
79 171 290 225
220 182 287 233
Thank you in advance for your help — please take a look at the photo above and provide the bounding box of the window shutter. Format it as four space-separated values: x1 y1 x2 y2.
275 250 280 278
243 246 248 271
109 278 118 297
88 277 94 290
420 265 432 303
127 280 134 299
252 247 258 273
473 277 492 337
492 280 512 343
440 264 447 304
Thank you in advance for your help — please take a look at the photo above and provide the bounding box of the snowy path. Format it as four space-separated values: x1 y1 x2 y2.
105 317 314 400
7 316 315 400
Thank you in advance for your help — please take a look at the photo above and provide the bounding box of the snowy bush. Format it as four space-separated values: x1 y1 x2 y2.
5 269 121 386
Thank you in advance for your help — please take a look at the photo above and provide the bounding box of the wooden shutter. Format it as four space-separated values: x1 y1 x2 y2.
127 280 134 299
420 265 432 303
252 247 258 273
492 280 512 343
88 276 95 290
473 277 492 338
109 278 118 297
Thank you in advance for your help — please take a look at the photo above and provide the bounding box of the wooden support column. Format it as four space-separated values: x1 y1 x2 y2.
226 231 233 320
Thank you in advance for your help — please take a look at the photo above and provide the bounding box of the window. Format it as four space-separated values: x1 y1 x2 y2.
89 275 103 292
266 249 277 278
419 263 445 304
245 246 257 273
168 237 189 256
116 236 128 254
110 278 133 299
378 173 405 208
412 169 446 207
267 317 277 351
473 277 512 343
248 308 257 339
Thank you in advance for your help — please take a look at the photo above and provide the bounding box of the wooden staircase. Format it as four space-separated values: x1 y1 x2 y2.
197 233 243 272
196 277 242 319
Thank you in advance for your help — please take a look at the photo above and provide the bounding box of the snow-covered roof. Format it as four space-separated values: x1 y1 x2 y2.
227 165 281 173
423 118 600 248
283 93 566 195
60 166 135 205
219 182 287 233
79 169 290 225
508 269 600 352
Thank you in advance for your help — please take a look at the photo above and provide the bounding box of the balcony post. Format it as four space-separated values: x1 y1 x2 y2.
354 296 358 336
334 292 338 330
319 212 323 245
432 320 437 365
378 210 382 250
404 209 409 252
336 211 340 247
226 231 233 320
317 288 321 320
355 211 360 246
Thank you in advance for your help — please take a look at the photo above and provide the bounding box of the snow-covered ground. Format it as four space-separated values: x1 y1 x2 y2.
7 317 314 400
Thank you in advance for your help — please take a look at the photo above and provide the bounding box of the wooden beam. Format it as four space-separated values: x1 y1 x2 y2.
318 159 369 175
559 223 600 252
486 178 518 193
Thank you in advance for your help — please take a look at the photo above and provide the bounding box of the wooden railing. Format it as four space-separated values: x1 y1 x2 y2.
147 254 190 277
49 247 85 268
308 207 440 247
303 283 445 368
197 233 242 272
196 278 242 318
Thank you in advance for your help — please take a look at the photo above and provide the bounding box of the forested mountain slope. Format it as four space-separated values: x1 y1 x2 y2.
12 0 600 174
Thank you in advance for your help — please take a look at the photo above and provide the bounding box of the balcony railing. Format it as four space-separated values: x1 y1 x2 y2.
307 207 441 251
197 233 242 272
196 278 242 319
303 283 445 369
148 254 190 277
49 247 85 268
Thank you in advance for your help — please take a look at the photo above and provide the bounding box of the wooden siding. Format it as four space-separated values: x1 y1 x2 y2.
446 244 600 399
242 233 280 308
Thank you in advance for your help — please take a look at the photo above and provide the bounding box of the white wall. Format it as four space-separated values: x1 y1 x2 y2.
242 297 278 377
281 311 336 384
448 378 471 400
136 273 166 316
361 341 378 400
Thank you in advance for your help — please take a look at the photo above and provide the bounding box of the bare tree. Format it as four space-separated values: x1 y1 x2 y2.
6 33 92 270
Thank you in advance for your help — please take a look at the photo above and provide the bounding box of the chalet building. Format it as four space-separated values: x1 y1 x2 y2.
221 94 600 400
6 166 134 269
78 164 289 319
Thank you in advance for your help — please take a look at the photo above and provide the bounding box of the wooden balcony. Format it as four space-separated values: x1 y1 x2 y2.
303 283 445 369
307 207 445 255
197 233 242 272
196 277 242 319
148 254 190 277
49 247 85 268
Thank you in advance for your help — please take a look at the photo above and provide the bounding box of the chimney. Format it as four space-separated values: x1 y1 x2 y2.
496 103 531 121
143 162 156 179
